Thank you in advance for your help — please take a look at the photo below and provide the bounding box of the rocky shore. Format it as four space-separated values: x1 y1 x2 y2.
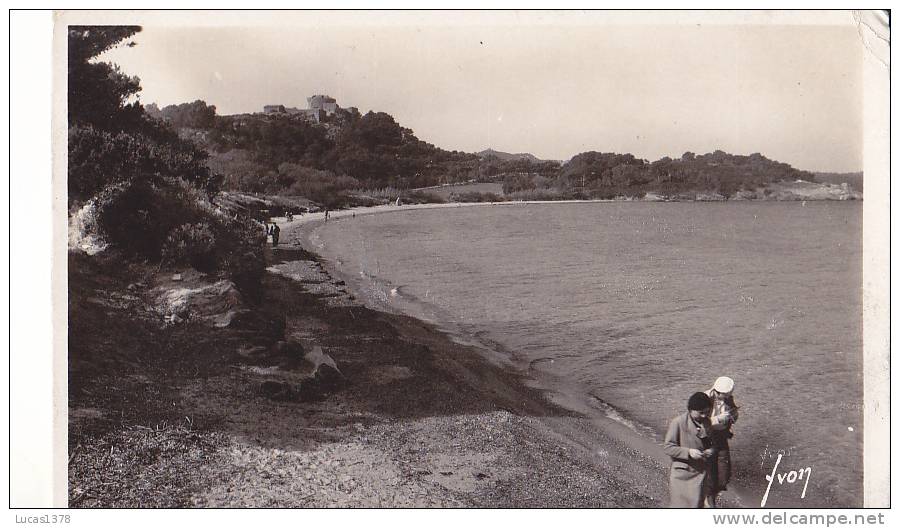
68 226 671 507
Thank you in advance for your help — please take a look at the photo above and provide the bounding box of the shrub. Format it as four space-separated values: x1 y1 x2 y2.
501 173 537 194
221 248 266 303
68 123 212 205
216 216 266 300
161 222 217 272
94 178 267 295
401 190 445 205
94 180 197 260
450 191 505 203
343 194 384 208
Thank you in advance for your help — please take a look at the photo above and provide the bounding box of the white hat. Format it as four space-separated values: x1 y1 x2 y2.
713 376 735 394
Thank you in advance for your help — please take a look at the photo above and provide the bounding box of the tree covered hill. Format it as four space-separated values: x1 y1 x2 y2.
150 99 822 204
149 100 480 200
544 150 818 200
477 148 546 163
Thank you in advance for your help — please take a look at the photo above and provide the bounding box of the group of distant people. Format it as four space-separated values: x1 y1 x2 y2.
263 208 329 247
664 376 739 508
265 221 280 247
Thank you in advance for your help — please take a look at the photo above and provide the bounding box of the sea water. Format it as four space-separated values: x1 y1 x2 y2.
307 201 863 507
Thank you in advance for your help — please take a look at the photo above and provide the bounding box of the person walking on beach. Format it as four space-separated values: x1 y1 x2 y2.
705 376 739 507
663 392 715 508
324 207 330 221
271 222 280 247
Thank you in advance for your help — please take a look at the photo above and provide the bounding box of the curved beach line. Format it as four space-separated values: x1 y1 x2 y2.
275 198 621 230
279 200 760 508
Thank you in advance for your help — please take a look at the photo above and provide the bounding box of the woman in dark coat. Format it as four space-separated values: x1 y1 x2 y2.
663 392 715 507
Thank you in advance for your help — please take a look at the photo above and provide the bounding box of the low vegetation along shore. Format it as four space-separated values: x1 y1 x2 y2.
69 219 673 507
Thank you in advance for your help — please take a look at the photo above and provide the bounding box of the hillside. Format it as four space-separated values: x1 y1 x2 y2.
477 148 545 163
150 99 858 205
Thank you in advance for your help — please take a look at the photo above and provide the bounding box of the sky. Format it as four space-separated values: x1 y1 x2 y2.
98 12 864 173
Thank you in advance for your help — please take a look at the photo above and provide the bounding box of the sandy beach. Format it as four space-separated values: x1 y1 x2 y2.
68 202 685 507
285 204 762 507
67 200 779 507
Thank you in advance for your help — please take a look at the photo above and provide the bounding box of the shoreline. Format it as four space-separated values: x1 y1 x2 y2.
69 201 795 507
278 203 756 507
68 233 666 506
263 244 671 507
272 195 859 230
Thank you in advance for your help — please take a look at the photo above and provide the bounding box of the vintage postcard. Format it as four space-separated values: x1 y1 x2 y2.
9 9 891 515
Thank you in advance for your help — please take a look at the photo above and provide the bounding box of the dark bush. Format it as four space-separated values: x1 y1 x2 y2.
161 222 217 272
95 178 267 296
401 190 445 205
211 214 267 300
221 247 266 303
153 100 217 129
343 194 383 208
94 180 201 260
68 124 212 204
504 188 567 201
450 191 505 203
69 125 160 202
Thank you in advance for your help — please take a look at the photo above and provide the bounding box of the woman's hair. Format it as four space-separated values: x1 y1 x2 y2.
687 391 712 411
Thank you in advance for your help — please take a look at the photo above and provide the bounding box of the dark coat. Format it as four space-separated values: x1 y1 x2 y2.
663 412 712 507
271 224 280 245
